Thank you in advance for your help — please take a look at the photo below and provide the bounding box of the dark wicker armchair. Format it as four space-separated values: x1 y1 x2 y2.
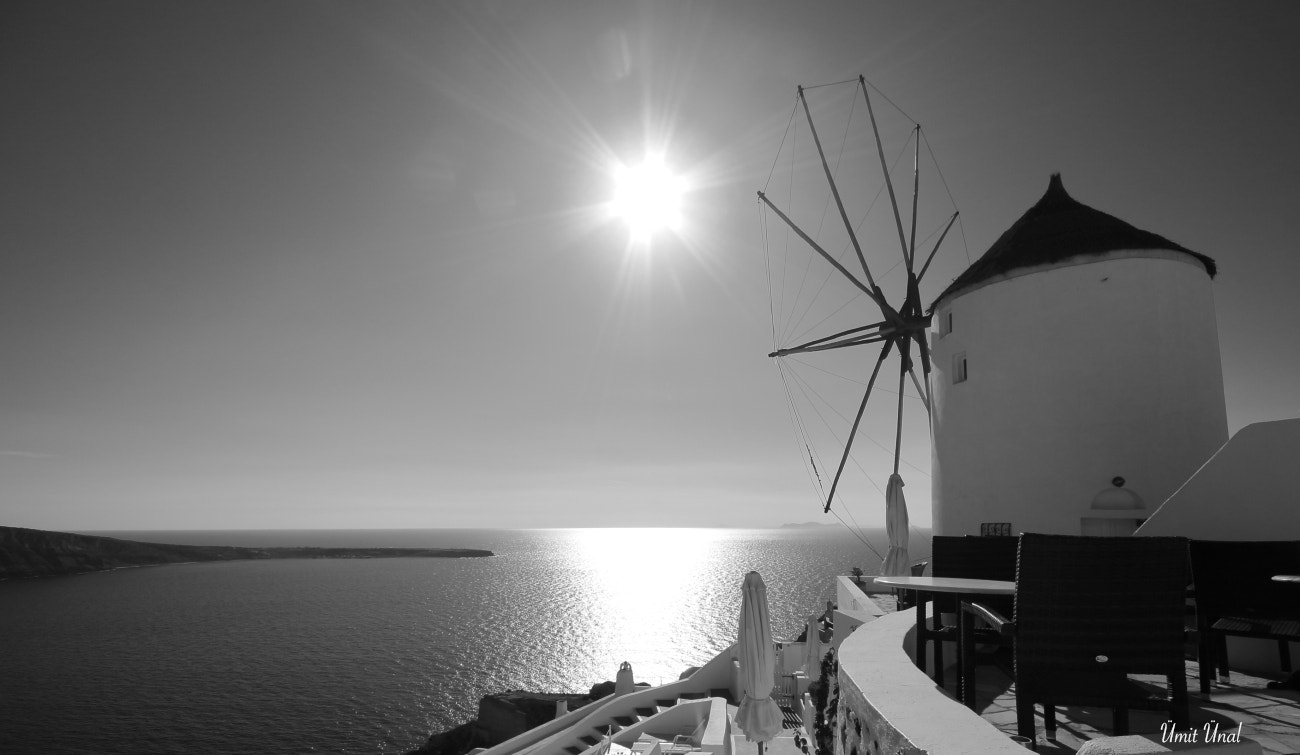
915 535 1018 688
891 560 930 610
968 534 1191 744
1188 540 1300 695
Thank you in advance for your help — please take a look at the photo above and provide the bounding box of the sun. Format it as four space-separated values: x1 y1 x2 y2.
608 155 686 241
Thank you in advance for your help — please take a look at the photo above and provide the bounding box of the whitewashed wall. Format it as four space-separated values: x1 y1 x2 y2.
1137 418 1300 540
929 250 1228 536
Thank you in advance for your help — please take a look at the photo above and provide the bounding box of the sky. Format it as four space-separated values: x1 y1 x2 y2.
3 1 1298 533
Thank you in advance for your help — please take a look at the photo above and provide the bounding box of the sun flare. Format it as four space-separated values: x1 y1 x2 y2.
609 156 686 240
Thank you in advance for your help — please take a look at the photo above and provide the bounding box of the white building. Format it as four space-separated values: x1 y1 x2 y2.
928 175 1228 537
1136 417 1300 541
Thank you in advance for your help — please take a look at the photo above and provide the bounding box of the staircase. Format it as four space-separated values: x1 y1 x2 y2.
557 690 735 755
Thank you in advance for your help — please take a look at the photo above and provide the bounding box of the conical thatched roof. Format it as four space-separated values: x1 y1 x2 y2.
931 174 1215 311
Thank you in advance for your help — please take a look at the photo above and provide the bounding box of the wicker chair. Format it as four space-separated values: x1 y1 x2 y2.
915 535 1018 688
968 534 1191 744
892 560 930 610
1188 540 1300 695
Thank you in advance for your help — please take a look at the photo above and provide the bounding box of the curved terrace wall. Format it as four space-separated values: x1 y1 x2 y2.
835 594 1025 754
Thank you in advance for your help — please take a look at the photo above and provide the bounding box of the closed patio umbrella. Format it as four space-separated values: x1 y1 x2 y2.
802 613 822 679
881 473 910 576
736 571 783 750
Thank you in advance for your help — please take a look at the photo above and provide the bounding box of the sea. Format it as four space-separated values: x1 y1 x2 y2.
0 527 922 755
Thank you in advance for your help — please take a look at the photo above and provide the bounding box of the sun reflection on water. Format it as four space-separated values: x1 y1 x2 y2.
567 528 735 684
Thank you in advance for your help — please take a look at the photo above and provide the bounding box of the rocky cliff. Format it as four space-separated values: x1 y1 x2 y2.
0 526 493 579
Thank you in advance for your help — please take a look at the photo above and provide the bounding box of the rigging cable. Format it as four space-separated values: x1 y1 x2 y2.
763 94 801 191
760 96 800 347
776 360 878 554
801 77 861 91
783 355 930 481
859 76 916 125
919 128 973 268
781 358 896 549
779 117 821 348
777 102 799 344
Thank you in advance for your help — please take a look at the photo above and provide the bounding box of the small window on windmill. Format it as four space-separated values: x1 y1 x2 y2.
938 309 952 337
953 352 968 384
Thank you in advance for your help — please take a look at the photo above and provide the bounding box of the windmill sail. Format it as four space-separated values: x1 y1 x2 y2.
760 77 965 561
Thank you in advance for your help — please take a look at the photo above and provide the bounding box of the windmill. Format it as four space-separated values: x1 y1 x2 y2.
758 76 963 575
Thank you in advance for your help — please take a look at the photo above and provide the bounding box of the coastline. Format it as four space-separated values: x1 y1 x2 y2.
0 525 494 580
1 528 866 754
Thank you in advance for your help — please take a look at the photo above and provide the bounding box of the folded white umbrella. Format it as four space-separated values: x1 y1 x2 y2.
881 473 911 576
802 613 822 678
735 571 783 748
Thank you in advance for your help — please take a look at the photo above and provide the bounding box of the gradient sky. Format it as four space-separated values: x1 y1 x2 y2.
3 1 1298 532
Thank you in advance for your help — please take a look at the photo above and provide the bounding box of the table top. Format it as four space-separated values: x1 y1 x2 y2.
1273 575 1300 584
872 575 1015 595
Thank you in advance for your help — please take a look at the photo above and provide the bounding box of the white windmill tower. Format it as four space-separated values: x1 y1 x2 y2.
928 174 1228 537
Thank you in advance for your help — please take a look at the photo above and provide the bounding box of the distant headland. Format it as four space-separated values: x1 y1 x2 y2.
0 526 494 580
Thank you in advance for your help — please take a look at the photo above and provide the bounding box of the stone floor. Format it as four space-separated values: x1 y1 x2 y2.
956 653 1300 754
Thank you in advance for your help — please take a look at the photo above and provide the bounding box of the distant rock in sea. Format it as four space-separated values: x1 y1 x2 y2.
0 526 494 580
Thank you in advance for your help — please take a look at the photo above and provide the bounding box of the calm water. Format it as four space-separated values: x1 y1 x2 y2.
0 527 924 754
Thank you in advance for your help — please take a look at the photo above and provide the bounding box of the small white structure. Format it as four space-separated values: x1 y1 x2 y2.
1136 418 1300 540
929 175 1228 536
615 661 636 696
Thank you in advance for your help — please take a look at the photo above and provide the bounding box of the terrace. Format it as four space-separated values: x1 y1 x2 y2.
832 577 1300 754
470 556 1297 755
